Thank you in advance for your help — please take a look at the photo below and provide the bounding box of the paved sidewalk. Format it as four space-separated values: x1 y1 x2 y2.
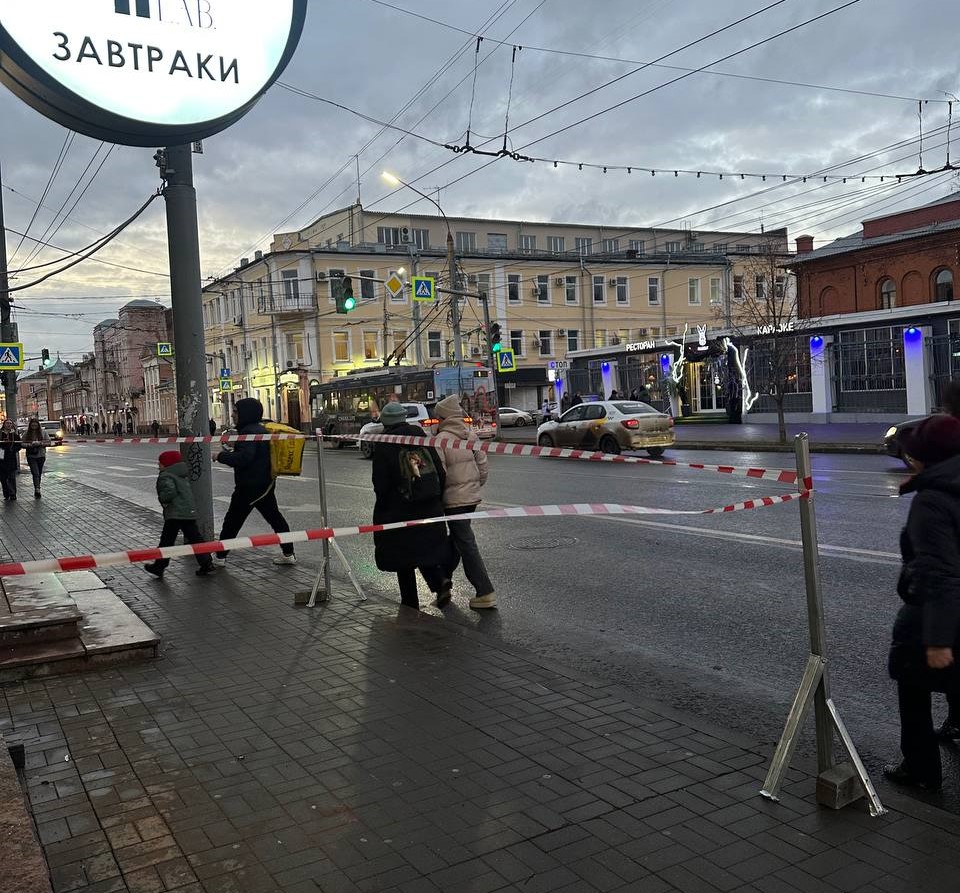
2 477 960 893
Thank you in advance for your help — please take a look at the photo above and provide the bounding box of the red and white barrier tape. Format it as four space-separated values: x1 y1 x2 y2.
62 433 309 445
0 493 806 577
325 431 800 486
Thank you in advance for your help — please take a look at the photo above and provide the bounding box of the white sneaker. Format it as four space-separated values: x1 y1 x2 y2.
273 554 298 566
211 557 227 568
469 592 497 610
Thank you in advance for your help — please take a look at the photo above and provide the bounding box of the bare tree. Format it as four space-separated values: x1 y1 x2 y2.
721 242 814 444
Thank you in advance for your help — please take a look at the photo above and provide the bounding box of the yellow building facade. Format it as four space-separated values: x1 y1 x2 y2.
202 205 787 424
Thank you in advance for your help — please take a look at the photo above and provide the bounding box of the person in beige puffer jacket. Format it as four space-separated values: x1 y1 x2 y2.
434 395 496 609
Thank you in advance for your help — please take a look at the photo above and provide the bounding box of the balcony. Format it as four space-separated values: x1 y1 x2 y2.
258 294 317 314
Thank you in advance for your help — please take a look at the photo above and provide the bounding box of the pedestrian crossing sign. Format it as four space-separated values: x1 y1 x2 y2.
0 343 24 371
412 276 435 302
496 348 516 372
157 342 174 357
219 379 233 392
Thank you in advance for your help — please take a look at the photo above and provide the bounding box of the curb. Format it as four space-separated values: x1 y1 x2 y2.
672 441 886 455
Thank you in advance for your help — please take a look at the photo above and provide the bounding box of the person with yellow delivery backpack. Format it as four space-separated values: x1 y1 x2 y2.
212 398 303 567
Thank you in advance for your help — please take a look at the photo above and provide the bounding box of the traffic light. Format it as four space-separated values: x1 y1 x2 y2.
41 348 50 365
489 322 502 353
334 275 356 314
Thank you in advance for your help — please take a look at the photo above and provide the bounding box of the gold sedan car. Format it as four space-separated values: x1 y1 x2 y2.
536 400 675 457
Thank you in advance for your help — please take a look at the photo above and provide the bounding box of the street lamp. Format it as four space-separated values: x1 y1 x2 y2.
381 171 462 362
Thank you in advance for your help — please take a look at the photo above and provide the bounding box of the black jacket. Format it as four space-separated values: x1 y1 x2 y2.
216 399 274 503
371 421 450 572
0 431 21 471
890 454 960 688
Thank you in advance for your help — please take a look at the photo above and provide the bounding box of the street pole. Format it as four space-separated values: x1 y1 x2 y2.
162 144 214 540
447 232 463 363
409 246 423 366
0 161 17 424
479 291 501 441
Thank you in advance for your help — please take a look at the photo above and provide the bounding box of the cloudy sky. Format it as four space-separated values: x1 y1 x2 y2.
1 0 958 364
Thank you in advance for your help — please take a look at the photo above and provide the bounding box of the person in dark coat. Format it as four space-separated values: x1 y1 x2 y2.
151 420 160 437
212 398 296 566
571 392 583 407
0 419 21 501
885 415 960 791
209 418 217 437
371 401 452 609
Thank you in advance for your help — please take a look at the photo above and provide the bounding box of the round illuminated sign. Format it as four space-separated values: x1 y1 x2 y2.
0 0 307 146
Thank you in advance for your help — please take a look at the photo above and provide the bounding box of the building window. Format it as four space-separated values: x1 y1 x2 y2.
377 226 400 246
427 331 442 360
593 275 606 304
594 329 607 347
733 275 744 300
838 327 905 392
457 231 477 251
714 243 728 254
363 331 379 361
692 242 705 252
565 275 578 304
476 273 491 300
688 278 701 305
547 236 565 253
508 274 521 304
879 278 897 309
510 330 524 356
736 244 751 253
666 241 681 254
576 237 592 256
616 276 629 304
536 274 550 304
333 332 349 363
602 238 620 253
629 239 645 254
281 270 299 307
327 268 345 303
935 268 954 301
755 275 766 300
710 277 722 304
519 234 536 253
392 330 407 359
567 329 579 352
647 277 660 306
359 269 375 301
537 330 552 356
774 275 786 299
412 229 429 250
485 232 505 252
286 333 305 365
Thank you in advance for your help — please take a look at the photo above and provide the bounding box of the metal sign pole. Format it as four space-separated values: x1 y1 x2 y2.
307 432 332 606
761 434 886 816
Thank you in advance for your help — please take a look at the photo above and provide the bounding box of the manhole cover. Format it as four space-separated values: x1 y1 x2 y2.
508 535 578 551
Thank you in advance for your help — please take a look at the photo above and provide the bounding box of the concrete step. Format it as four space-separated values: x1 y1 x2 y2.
0 606 83 648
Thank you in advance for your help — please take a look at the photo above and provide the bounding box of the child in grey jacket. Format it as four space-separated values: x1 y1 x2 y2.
144 451 214 579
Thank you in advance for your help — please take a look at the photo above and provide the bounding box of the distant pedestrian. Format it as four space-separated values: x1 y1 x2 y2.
572 392 583 407
209 418 217 437
212 398 296 567
0 419 21 501
541 398 551 423
609 389 619 400
151 420 160 438
561 393 571 413
22 418 50 499
630 388 639 401
143 451 214 580
885 416 960 792
371 400 452 609
434 395 496 610
93 422 100 435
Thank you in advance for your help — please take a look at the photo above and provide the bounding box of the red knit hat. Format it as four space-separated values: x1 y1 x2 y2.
901 414 960 466
158 450 182 468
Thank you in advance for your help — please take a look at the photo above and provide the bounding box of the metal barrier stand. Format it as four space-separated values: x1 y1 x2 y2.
760 433 886 816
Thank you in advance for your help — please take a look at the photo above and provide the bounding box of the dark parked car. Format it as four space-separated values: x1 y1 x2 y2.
884 416 935 466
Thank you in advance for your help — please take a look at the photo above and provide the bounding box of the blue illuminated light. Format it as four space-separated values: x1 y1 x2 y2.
602 362 610 371
810 335 824 349
904 326 922 341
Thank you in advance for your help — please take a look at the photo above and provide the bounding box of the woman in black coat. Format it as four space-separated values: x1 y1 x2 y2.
0 419 21 501
371 401 452 609
885 414 960 791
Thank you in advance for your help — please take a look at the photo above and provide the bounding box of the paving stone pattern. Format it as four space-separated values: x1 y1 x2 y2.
1 477 959 892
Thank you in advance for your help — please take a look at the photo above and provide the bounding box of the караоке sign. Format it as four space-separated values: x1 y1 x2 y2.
0 0 307 145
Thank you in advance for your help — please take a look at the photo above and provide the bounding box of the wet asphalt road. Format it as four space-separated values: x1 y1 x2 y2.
44 439 960 813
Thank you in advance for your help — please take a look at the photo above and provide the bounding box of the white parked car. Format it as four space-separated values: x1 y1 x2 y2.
358 403 438 458
498 406 534 428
